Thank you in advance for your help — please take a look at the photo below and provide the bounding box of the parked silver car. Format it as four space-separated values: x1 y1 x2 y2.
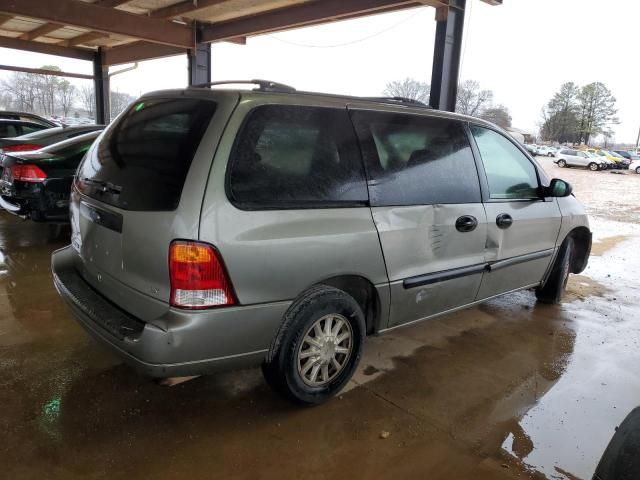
555 148 605 171
52 81 592 404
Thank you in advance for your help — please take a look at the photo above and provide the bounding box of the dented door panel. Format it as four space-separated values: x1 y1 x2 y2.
371 204 487 327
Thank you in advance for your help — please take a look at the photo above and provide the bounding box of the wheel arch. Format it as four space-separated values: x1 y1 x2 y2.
318 275 381 336
565 226 592 274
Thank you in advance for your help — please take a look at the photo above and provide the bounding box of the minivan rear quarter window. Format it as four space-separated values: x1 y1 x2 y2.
228 105 368 209
77 98 216 211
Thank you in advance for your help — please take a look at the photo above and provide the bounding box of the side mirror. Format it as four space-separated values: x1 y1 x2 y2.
544 178 572 197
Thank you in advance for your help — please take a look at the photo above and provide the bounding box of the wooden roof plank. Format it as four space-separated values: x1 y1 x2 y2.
200 0 428 42
0 0 194 48
0 13 12 26
63 31 108 47
103 40 185 66
0 36 95 61
149 0 232 19
19 22 63 41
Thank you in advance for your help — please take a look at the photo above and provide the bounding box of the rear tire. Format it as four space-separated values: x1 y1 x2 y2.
588 162 599 171
262 285 365 405
548 152 554 157
636 167 640 174
536 238 573 304
557 159 567 168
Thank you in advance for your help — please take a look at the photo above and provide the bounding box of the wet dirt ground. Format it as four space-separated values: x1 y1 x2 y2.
1 159 640 479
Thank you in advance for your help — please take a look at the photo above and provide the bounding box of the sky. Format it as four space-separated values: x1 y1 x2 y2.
1 0 638 143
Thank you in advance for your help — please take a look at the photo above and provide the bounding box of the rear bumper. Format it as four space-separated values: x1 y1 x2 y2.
0 178 70 222
0 194 25 214
52 246 290 377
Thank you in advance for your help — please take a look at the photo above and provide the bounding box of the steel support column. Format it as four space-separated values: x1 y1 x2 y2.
429 0 465 112
188 42 211 86
93 47 110 124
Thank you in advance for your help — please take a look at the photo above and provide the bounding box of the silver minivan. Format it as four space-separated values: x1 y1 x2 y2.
52 81 592 404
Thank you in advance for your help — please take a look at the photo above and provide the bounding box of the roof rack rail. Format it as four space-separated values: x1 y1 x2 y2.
190 79 296 93
360 96 433 108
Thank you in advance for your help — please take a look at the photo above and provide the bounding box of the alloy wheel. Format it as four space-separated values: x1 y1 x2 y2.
297 314 353 387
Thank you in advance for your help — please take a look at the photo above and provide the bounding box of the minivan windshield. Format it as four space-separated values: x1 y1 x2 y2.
76 97 216 211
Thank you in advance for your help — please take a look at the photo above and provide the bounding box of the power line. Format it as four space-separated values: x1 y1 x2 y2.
459 0 473 80
266 9 426 49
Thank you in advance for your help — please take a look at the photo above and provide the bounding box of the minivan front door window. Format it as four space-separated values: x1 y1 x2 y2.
470 126 539 200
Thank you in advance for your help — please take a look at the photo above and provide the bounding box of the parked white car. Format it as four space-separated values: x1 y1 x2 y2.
630 160 640 174
555 148 604 171
536 146 555 157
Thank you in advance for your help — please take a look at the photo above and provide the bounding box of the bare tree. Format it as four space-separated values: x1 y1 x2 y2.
35 65 63 116
110 90 136 119
455 80 493 116
1 72 39 112
383 78 430 104
57 80 76 117
79 85 95 118
480 104 512 129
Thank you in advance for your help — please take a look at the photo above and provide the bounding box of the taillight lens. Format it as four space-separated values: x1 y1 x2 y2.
10 164 47 182
2 144 42 153
169 240 236 309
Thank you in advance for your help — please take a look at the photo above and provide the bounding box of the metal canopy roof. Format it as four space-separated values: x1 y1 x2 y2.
0 0 498 66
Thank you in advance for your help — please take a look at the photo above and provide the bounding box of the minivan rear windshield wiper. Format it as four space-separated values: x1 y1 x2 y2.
82 177 123 194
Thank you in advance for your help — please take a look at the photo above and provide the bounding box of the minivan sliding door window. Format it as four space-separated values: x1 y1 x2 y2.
227 106 368 210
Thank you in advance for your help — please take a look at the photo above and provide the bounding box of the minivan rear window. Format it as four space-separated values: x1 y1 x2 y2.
77 98 216 211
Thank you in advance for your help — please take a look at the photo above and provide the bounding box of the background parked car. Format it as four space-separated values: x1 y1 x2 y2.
0 119 50 138
0 130 101 222
0 110 59 127
630 160 640 174
524 144 538 155
614 150 634 161
555 148 604 170
585 151 613 169
586 149 625 169
607 150 631 167
536 145 555 157
0 125 104 152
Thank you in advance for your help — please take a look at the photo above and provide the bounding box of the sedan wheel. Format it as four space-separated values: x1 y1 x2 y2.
589 162 599 171
636 167 640 174
557 159 567 167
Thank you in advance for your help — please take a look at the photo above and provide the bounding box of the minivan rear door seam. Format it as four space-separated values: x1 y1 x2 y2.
197 94 242 239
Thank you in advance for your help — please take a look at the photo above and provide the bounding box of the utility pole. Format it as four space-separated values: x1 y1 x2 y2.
636 125 640 150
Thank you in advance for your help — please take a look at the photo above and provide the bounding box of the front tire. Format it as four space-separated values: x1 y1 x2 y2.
588 162 599 171
557 159 567 168
262 285 365 405
636 167 640 174
536 238 573 304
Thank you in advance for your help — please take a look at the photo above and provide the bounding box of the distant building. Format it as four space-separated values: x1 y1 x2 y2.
505 127 535 144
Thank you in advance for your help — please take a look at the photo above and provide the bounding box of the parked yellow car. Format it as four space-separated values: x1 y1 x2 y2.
585 148 625 169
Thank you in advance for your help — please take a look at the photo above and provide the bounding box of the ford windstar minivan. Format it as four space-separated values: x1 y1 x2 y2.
52 80 591 405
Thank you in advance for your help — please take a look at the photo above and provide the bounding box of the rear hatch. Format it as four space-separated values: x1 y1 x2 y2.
70 90 238 323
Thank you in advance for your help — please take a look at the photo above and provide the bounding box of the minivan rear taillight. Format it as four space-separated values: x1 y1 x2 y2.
169 241 235 309
10 164 47 182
